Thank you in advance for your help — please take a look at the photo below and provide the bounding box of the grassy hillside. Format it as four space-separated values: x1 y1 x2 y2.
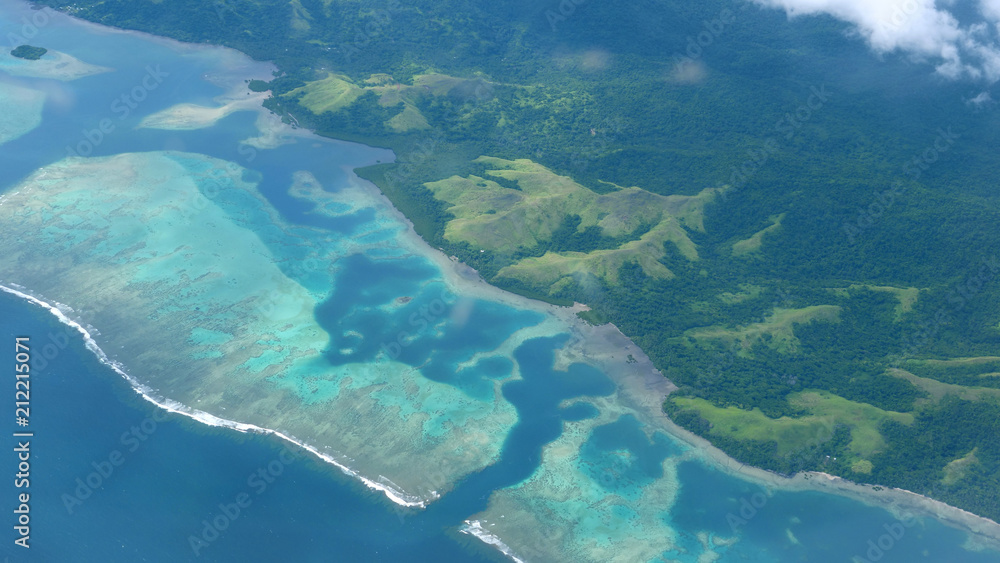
33 0 1000 521
423 156 720 289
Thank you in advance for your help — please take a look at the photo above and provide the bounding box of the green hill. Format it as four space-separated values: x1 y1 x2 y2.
11 44 46 60
33 0 1000 522
423 156 721 289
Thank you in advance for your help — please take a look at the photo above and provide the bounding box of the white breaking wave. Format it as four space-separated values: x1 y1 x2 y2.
0 283 436 509
459 520 526 563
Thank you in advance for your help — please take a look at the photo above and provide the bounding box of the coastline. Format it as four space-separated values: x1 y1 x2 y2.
0 47 110 80
604 349 1000 551
334 87 1000 555
9 1 1000 559
459 521 527 563
346 164 561 320
356 160 1000 554
0 283 432 509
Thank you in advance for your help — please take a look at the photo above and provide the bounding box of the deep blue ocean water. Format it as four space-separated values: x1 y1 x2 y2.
0 290 502 562
6 292 1000 562
1 1 999 561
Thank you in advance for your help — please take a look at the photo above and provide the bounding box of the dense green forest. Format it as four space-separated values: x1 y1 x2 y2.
11 44 46 59
32 0 1000 522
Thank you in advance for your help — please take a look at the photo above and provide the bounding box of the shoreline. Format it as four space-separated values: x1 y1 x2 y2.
336 91 1000 556
359 164 1000 554
0 282 433 509
0 48 111 81
345 164 561 320
459 521 527 563
607 352 1000 550
13 0 1000 557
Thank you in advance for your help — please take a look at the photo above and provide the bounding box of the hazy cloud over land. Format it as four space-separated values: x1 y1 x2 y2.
753 0 1000 81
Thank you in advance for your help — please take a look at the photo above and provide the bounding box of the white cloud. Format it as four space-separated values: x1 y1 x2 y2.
967 90 992 103
669 59 709 84
752 0 1000 81
982 0 1000 21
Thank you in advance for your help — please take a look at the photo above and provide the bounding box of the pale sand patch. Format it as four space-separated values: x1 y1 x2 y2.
139 91 270 130
0 81 45 144
0 49 111 81
140 86 312 150
242 110 302 149
469 401 686 563
0 151 527 506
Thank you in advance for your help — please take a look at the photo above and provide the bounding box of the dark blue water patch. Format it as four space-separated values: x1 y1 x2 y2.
1 46 389 243
150 112 385 235
561 401 599 421
423 336 617 521
475 356 514 380
0 47 227 170
249 153 377 235
414 300 544 400
315 253 543 400
0 291 499 563
577 415 681 500
667 458 1000 562
315 252 440 357
241 168 263 184
158 127 365 227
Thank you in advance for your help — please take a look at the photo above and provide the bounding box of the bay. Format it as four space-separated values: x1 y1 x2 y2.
1 1 999 561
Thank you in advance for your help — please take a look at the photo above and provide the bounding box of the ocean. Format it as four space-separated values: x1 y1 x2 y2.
1 1 999 561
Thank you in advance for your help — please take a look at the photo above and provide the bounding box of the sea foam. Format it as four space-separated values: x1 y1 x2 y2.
0 283 433 508
459 520 526 563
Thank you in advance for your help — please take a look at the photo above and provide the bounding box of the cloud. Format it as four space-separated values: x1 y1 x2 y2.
669 59 709 84
752 0 1000 81
967 90 992 103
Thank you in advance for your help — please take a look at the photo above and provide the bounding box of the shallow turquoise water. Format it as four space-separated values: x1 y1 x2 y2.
0 1 998 562
315 252 544 400
578 415 682 500
0 291 500 562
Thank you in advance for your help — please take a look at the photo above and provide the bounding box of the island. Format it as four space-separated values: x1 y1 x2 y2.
247 79 270 92
30 0 1000 531
11 44 47 60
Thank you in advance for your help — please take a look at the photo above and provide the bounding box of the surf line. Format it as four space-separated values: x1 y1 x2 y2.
0 283 435 509
460 520 527 563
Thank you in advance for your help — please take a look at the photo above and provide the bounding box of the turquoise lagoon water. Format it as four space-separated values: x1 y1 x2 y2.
0 1 999 562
